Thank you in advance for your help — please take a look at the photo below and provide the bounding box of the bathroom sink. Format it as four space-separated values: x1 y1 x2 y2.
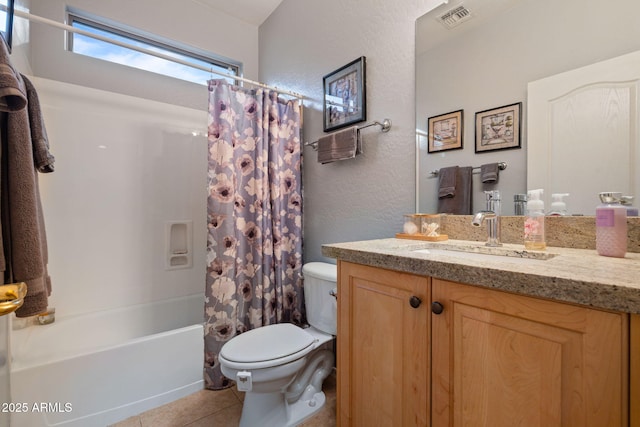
412 244 557 263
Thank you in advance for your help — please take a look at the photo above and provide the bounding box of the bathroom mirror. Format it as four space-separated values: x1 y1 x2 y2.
416 0 640 215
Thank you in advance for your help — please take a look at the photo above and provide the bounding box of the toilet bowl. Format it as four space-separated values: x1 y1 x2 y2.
218 262 337 427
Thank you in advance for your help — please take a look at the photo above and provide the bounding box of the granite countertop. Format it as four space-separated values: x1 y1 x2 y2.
322 238 640 314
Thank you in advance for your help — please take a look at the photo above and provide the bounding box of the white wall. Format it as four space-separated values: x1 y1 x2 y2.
260 0 443 263
35 77 207 317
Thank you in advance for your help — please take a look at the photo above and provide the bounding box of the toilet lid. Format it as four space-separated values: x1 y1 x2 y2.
220 323 315 364
302 262 337 281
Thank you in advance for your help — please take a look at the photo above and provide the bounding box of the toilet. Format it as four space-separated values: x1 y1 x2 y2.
218 262 337 427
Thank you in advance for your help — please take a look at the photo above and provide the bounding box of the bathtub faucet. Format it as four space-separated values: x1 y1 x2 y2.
472 190 502 247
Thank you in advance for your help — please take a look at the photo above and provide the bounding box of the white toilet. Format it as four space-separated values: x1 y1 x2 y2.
218 262 337 427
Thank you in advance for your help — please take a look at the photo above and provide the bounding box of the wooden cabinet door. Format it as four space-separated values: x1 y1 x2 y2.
431 278 628 427
337 262 430 427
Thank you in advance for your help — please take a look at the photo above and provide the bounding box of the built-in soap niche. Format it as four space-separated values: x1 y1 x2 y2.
165 220 193 270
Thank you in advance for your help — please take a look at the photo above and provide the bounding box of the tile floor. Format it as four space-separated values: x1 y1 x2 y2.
110 371 336 427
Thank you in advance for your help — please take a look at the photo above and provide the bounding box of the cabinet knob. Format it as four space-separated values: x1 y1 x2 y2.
431 301 444 315
409 296 422 308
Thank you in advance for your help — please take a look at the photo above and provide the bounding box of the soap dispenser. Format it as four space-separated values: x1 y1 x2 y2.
524 189 546 250
548 193 569 216
596 192 627 258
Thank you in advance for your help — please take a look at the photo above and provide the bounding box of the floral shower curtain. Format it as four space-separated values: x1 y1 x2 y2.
204 80 304 390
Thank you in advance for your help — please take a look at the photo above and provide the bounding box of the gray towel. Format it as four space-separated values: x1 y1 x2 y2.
22 75 55 173
481 163 499 183
0 42 26 113
438 166 473 214
0 40 52 317
317 126 360 164
438 166 458 198
0 38 26 278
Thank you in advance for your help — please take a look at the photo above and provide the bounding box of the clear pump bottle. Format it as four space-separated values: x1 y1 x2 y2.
524 189 546 250
596 192 627 258
548 193 569 216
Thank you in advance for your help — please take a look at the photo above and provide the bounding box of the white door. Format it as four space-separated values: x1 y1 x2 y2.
527 50 640 215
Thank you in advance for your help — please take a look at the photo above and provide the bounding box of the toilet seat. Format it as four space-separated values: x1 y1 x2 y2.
219 323 316 370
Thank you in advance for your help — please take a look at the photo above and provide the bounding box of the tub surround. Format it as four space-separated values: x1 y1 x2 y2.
322 237 640 314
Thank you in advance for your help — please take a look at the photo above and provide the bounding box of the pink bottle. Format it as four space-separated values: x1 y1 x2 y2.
596 192 627 258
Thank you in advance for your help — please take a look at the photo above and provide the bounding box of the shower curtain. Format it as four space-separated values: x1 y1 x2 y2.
204 80 304 390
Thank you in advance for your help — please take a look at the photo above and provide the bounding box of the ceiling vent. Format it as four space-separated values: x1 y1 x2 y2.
437 4 472 29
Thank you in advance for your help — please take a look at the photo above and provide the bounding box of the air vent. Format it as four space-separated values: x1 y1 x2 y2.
437 5 472 29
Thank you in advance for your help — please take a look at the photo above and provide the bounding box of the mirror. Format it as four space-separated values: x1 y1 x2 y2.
416 0 640 215
0 0 13 53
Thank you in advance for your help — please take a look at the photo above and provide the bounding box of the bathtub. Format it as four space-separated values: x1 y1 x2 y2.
9 294 204 427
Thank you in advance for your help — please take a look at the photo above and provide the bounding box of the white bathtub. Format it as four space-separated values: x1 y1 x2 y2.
9 294 204 427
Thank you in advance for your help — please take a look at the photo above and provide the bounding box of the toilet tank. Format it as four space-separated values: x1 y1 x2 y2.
302 262 337 336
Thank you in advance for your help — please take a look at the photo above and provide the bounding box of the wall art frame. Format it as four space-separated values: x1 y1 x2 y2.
475 102 522 153
427 109 463 153
323 56 366 132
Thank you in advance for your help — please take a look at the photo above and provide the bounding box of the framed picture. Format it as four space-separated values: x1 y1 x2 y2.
475 102 522 153
323 56 366 132
427 109 463 153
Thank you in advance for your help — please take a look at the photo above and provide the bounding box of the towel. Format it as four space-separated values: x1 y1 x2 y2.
480 163 499 183
438 166 458 198
0 41 26 113
437 166 473 214
0 37 26 279
0 40 52 317
317 126 361 164
23 75 55 173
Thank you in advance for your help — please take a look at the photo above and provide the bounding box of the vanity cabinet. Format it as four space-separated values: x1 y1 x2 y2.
337 262 631 427
337 261 430 427
432 278 628 427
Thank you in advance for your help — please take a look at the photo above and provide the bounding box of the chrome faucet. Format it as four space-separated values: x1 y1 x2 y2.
472 190 502 247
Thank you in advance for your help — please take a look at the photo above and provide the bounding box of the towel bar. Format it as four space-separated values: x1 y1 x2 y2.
304 118 392 151
429 161 507 177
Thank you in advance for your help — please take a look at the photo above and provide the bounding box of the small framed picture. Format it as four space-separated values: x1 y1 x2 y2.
475 102 522 153
427 109 463 153
323 57 366 132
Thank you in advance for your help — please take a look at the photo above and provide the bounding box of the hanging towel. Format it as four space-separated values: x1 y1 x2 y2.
437 166 473 214
0 39 53 317
0 45 26 113
0 35 26 278
438 166 458 198
480 163 499 183
22 75 55 173
317 125 360 164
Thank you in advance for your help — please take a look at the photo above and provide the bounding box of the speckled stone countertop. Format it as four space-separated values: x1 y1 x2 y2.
322 238 640 314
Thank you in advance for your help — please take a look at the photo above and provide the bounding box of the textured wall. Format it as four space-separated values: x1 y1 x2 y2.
260 0 442 263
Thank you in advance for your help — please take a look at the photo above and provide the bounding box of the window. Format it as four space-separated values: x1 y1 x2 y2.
67 12 240 86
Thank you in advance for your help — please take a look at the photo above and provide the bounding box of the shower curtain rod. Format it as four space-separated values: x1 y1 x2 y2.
12 8 306 100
